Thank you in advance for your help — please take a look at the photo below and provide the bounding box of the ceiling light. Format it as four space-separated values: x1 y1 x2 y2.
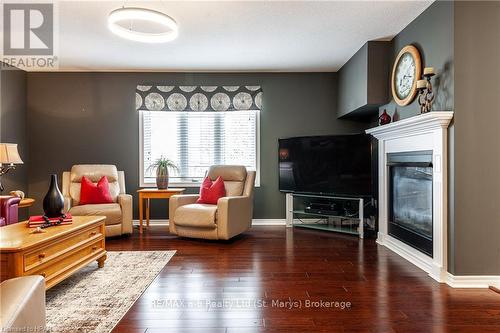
108 7 178 43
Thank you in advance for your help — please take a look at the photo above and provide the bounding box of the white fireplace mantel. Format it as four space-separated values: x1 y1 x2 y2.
366 111 453 283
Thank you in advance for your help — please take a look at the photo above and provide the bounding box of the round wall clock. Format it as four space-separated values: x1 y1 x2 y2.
391 45 422 106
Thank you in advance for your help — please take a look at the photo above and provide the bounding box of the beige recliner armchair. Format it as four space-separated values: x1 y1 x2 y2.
169 165 255 240
0 276 46 332
62 164 133 237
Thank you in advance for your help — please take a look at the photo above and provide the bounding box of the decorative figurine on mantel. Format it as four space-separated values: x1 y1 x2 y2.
417 67 436 113
379 109 392 125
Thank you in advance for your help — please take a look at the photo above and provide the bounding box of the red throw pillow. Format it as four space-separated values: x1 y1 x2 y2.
196 176 226 205
79 176 114 205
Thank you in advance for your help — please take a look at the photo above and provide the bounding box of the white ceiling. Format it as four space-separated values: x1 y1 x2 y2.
53 1 433 72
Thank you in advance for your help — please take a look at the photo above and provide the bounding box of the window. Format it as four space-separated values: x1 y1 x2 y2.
140 111 260 186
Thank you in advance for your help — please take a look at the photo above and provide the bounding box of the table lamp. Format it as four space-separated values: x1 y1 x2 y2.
0 143 24 192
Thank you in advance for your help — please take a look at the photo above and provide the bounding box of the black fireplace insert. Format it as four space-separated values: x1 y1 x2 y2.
388 151 433 257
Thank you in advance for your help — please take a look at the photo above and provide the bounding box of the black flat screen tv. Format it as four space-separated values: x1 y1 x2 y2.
279 134 373 196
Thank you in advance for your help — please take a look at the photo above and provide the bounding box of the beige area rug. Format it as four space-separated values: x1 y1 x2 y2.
46 251 175 333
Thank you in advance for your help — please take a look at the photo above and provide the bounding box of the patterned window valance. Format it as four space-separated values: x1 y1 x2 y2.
136 85 263 112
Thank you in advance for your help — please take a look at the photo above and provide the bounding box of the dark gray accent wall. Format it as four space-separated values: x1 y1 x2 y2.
453 1 500 275
0 64 29 219
26 72 366 220
375 1 457 272
378 0 454 119
373 0 499 275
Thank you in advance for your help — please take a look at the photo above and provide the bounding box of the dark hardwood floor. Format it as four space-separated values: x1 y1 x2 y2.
107 226 500 333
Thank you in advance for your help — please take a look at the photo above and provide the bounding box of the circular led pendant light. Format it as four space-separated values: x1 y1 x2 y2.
108 7 178 43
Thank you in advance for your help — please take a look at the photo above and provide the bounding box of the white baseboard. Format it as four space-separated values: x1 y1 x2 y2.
377 233 447 282
378 234 500 289
445 273 500 289
132 219 286 226
133 219 169 226
252 219 286 225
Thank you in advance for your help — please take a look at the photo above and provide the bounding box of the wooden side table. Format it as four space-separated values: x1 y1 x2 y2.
18 198 35 208
137 188 185 234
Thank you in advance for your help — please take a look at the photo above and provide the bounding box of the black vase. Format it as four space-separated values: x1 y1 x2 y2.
43 174 64 218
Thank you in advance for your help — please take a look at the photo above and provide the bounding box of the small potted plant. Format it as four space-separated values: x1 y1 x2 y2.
148 156 178 189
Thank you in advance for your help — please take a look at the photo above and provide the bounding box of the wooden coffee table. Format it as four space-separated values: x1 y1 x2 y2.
0 216 107 289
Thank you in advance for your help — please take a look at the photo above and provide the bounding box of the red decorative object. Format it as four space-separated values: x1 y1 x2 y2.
197 176 226 205
279 148 289 161
28 213 73 228
79 176 113 205
379 109 392 125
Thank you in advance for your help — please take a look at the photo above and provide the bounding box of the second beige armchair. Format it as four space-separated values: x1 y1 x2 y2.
169 165 255 240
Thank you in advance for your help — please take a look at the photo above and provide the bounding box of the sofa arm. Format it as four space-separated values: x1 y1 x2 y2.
64 196 72 213
0 196 21 226
0 276 46 332
217 196 253 240
118 194 133 235
169 194 199 234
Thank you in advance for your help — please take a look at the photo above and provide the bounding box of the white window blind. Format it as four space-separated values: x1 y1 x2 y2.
141 111 259 185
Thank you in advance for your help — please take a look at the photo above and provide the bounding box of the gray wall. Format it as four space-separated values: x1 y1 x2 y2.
453 1 500 275
374 0 500 275
0 64 29 219
376 1 457 272
26 72 366 220
378 0 454 119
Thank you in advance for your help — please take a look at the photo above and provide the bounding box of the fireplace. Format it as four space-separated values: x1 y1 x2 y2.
366 112 453 283
388 151 433 256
